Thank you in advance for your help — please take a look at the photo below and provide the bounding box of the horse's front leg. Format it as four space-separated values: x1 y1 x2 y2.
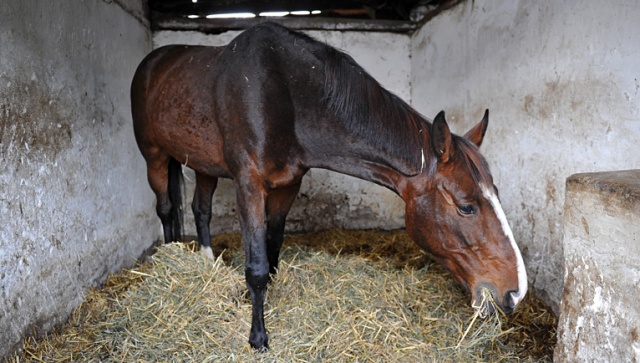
266 181 302 275
235 178 270 351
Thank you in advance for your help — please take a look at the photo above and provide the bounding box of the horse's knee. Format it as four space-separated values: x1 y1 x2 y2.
245 267 270 291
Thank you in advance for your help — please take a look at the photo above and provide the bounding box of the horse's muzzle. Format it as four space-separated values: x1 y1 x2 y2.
472 285 519 317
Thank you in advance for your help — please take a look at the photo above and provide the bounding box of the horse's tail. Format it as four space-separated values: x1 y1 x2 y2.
168 157 184 242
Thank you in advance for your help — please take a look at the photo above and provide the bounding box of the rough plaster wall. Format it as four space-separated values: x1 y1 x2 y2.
152 30 410 236
410 0 640 312
555 170 640 362
0 0 156 357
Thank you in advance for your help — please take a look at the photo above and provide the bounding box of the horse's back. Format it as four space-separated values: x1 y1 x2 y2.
130 23 329 182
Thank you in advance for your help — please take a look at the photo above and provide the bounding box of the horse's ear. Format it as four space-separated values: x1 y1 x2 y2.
432 111 452 163
464 109 489 148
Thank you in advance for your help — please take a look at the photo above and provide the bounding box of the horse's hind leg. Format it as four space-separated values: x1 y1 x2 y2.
144 152 180 243
192 172 218 259
265 181 302 275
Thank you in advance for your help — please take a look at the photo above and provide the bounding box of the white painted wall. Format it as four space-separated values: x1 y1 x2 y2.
410 0 640 312
0 0 156 357
153 29 411 235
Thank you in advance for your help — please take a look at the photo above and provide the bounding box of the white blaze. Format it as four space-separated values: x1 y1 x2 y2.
482 186 528 306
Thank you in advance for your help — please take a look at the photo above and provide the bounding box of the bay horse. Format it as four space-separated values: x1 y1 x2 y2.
131 22 527 350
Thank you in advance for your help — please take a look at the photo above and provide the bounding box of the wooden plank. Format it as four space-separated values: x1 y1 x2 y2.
151 14 418 33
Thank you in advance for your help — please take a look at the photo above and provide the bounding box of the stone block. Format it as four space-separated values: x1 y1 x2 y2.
555 170 640 362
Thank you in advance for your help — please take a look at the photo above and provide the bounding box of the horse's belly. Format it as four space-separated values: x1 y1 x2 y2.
157 119 230 178
180 147 230 178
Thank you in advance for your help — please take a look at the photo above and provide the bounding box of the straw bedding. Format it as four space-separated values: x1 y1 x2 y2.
7 230 556 362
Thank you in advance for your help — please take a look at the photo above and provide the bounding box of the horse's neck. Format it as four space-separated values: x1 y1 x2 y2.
308 125 434 197
303 117 430 197
310 157 407 196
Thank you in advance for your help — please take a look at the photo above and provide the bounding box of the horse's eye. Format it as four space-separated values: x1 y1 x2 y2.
458 204 477 215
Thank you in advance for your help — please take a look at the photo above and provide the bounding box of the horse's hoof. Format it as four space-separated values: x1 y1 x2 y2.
249 334 269 352
253 345 269 353
200 246 214 260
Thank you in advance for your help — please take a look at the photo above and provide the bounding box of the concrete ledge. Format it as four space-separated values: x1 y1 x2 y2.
555 170 640 362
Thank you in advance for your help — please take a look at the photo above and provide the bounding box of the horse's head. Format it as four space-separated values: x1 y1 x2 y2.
404 110 527 315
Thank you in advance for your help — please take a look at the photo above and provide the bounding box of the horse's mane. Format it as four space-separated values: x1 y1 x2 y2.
321 46 427 174
317 37 493 184
251 22 428 174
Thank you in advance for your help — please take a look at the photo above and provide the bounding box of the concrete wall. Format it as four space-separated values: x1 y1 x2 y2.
3 3 635 355
410 0 640 312
153 30 411 235
0 0 156 357
555 170 640 362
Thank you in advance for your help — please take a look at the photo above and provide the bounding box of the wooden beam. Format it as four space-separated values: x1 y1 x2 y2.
149 0 363 17
151 14 418 33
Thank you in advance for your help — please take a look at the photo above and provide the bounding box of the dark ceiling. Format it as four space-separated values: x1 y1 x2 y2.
148 0 460 33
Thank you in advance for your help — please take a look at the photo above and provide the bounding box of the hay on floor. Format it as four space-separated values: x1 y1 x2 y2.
7 230 556 362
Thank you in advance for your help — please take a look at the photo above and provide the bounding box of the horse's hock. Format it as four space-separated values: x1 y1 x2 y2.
555 170 640 362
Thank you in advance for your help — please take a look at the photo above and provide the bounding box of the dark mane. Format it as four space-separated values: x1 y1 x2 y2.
454 136 494 187
321 46 427 174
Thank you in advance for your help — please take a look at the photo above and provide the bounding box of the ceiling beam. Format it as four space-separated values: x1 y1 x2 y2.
150 0 370 17
151 13 418 33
